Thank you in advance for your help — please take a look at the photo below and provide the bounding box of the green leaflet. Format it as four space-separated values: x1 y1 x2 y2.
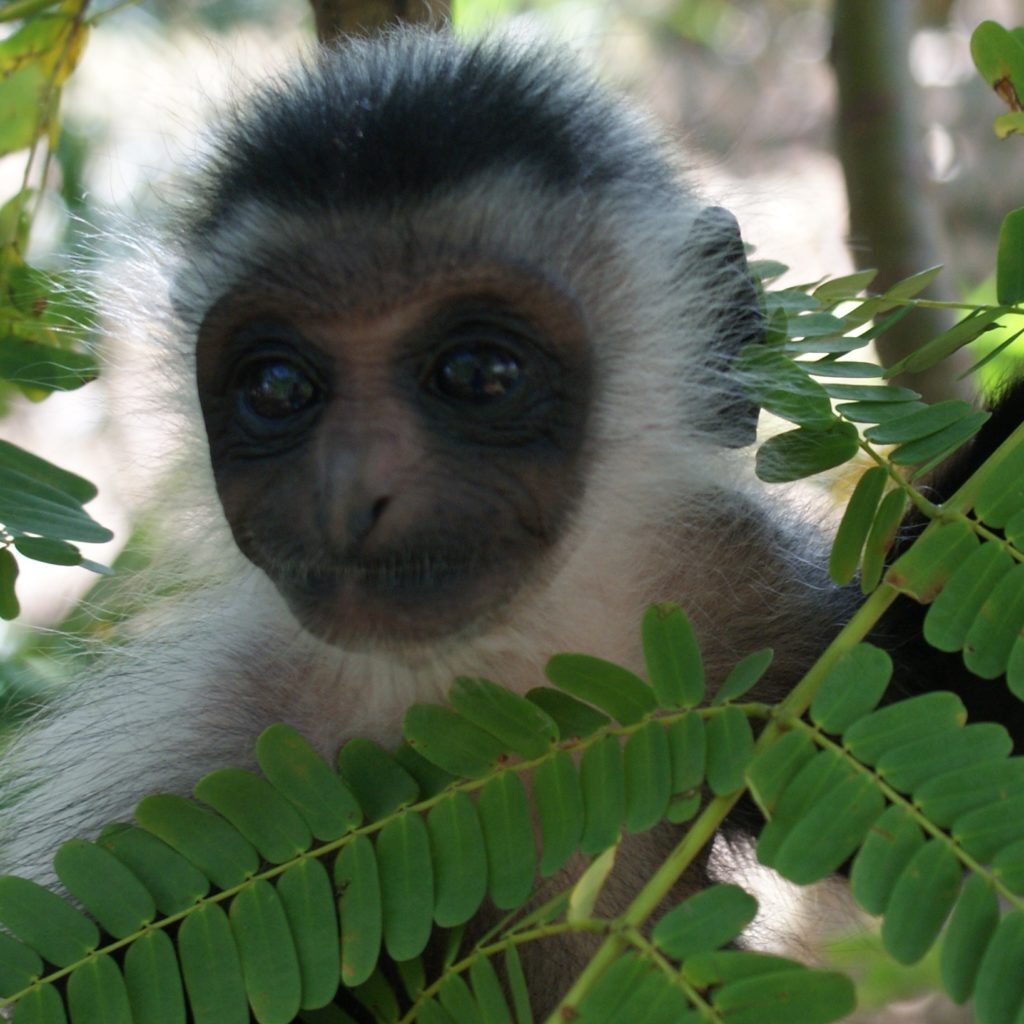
975 435 1024 527
7 982 65 1023
395 956 424 1003
882 841 961 965
427 792 487 928
797 359 884 379
842 691 967 766
544 654 656 725
277 860 341 1010
849 806 924 917
402 704 509 778
971 20 1024 99
534 750 584 876
860 487 907 593
812 268 879 303
885 519 978 603
133 794 259 892
0 463 112 544
194 768 312 865
0 876 98 968
994 837 1024 894
997 207 1024 304
652 884 757 960
924 541 1014 653
734 345 834 427
757 750 856 866
710 969 856 1024
953 796 1024 862
394 742 457 799
623 721 671 833
864 399 975 445
67 954 131 1024
448 676 559 759
417 998 459 1024
667 712 705 795
479 773 534 910
568 846 617 924
571 953 650 1023
437 972 481 1022
884 306 1008 378
579 735 626 855
12 536 82 567
875 723 1011 793
892 411 989 471
641 603 705 707
0 549 19 621
350 968 399 1021
754 421 860 483
828 466 887 586
823 382 917 403
256 724 362 841
335 833 382 989
769 773 885 885
939 874 1000 1005
835 400 927 424
377 813 434 962
503 946 532 1024
178 903 248 1024
52 839 155 939
1011 638 1024 701
973 910 1024 1024
578 965 692 1024
713 648 773 705
230 880 303 1024
681 950 806 988
468 955 514 1024
809 643 891 734
915 758 1024 827
0 930 42 999
964 563 1024 678
705 705 754 796
124 929 186 1024
524 687 609 739
337 739 419 820
746 729 816 819
97 824 209 915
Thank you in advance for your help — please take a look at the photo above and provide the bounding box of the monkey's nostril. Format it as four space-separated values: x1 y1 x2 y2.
348 495 390 545
370 496 390 524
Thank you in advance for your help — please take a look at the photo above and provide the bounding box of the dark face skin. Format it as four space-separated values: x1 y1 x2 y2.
195 264 593 648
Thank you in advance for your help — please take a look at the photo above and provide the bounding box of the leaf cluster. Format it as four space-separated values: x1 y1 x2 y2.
0 1 114 620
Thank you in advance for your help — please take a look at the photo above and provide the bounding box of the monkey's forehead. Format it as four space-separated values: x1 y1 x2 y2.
186 28 678 241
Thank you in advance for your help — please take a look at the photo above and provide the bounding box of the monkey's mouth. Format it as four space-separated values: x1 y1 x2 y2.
278 545 522 648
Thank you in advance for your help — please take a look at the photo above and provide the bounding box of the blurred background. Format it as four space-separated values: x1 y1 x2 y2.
2 0 1020 625
1 2 1022 1018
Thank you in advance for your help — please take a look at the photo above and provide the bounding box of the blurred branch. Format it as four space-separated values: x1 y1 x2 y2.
832 0 971 402
310 0 450 43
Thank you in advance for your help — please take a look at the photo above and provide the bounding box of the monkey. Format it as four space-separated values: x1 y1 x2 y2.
0 24 1019 1021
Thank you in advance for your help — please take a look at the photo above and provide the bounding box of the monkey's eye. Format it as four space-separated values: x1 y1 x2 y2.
431 344 522 403
237 359 320 422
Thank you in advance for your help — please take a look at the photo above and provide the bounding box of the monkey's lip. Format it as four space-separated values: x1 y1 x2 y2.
281 551 516 647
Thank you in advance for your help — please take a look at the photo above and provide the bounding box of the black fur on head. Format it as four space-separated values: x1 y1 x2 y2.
191 30 675 238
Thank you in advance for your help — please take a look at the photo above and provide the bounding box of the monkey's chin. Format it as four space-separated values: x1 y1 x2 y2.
277 568 517 651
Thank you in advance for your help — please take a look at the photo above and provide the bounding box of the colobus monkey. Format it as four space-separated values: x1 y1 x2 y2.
0 25 1015 1019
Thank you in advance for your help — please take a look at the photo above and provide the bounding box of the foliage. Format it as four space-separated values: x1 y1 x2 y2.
0 0 114 622
3 10 1024 1024
3 243 1024 1020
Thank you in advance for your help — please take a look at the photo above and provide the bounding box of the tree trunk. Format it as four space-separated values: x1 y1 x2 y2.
832 0 971 402
310 0 450 44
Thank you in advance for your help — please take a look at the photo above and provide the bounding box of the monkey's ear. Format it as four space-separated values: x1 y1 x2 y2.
688 205 762 448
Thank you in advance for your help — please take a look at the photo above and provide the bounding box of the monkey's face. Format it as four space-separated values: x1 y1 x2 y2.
195 264 592 649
